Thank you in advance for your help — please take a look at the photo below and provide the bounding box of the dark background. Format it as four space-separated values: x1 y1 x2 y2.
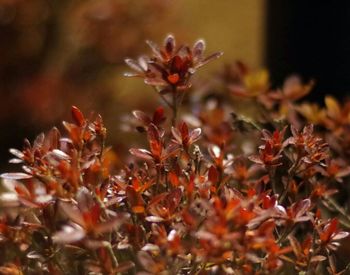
266 0 350 101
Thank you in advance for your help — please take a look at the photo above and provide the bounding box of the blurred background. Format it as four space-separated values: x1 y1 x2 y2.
0 0 349 169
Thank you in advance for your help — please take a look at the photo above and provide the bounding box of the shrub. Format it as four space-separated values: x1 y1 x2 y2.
1 35 350 274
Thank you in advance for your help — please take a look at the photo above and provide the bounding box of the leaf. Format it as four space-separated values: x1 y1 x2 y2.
152 107 166 125
60 202 85 227
132 206 145 214
168 171 180 187
27 251 44 260
193 39 206 59
293 199 311 218
142 244 160 252
125 58 144 73
126 186 144 213
53 225 85 244
310 255 327 263
248 155 263 165
167 188 182 214
208 166 219 184
145 40 163 60
188 128 202 144
0 192 19 207
171 127 182 143
180 122 189 141
9 158 23 164
325 96 341 119
145 216 164 223
9 148 24 159
332 231 349 240
336 167 350 178
208 144 221 160
33 133 45 150
71 106 85 126
94 213 130 234
137 251 157 273
164 34 175 55
144 77 168 87
147 124 162 158
129 148 153 160
48 127 60 149
76 187 94 213
1 173 32 180
288 235 302 257
133 110 151 125
50 149 71 160
162 143 180 160
196 52 223 69
123 72 139 77
114 261 135 273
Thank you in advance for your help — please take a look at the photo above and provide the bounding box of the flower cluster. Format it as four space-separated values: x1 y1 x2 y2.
1 35 350 274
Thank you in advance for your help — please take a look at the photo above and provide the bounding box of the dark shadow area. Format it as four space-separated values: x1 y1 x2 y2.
266 0 350 101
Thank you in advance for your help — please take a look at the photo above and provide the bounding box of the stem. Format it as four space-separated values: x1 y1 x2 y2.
160 93 173 109
279 155 301 204
103 241 119 270
277 225 295 244
171 88 178 126
322 196 350 228
268 168 278 196
306 229 317 275
151 86 173 109
155 165 161 194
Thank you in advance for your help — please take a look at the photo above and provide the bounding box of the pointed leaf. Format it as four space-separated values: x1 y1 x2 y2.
1 173 32 180
129 148 153 160
71 106 85 126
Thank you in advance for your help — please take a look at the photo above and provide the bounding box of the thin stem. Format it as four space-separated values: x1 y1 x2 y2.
279 155 301 204
306 228 317 275
277 225 295 244
155 165 161 194
268 168 278 196
151 86 173 109
322 196 350 228
102 241 119 270
171 88 178 126
160 93 173 109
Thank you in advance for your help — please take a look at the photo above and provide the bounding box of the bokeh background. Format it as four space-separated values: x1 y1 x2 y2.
0 0 349 169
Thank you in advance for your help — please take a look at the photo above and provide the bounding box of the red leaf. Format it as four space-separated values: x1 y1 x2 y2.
152 107 166 125
208 166 219 184
169 171 180 187
180 122 189 142
71 106 85 126
147 124 162 159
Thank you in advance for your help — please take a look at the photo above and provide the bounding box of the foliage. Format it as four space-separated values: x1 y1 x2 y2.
1 35 350 274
